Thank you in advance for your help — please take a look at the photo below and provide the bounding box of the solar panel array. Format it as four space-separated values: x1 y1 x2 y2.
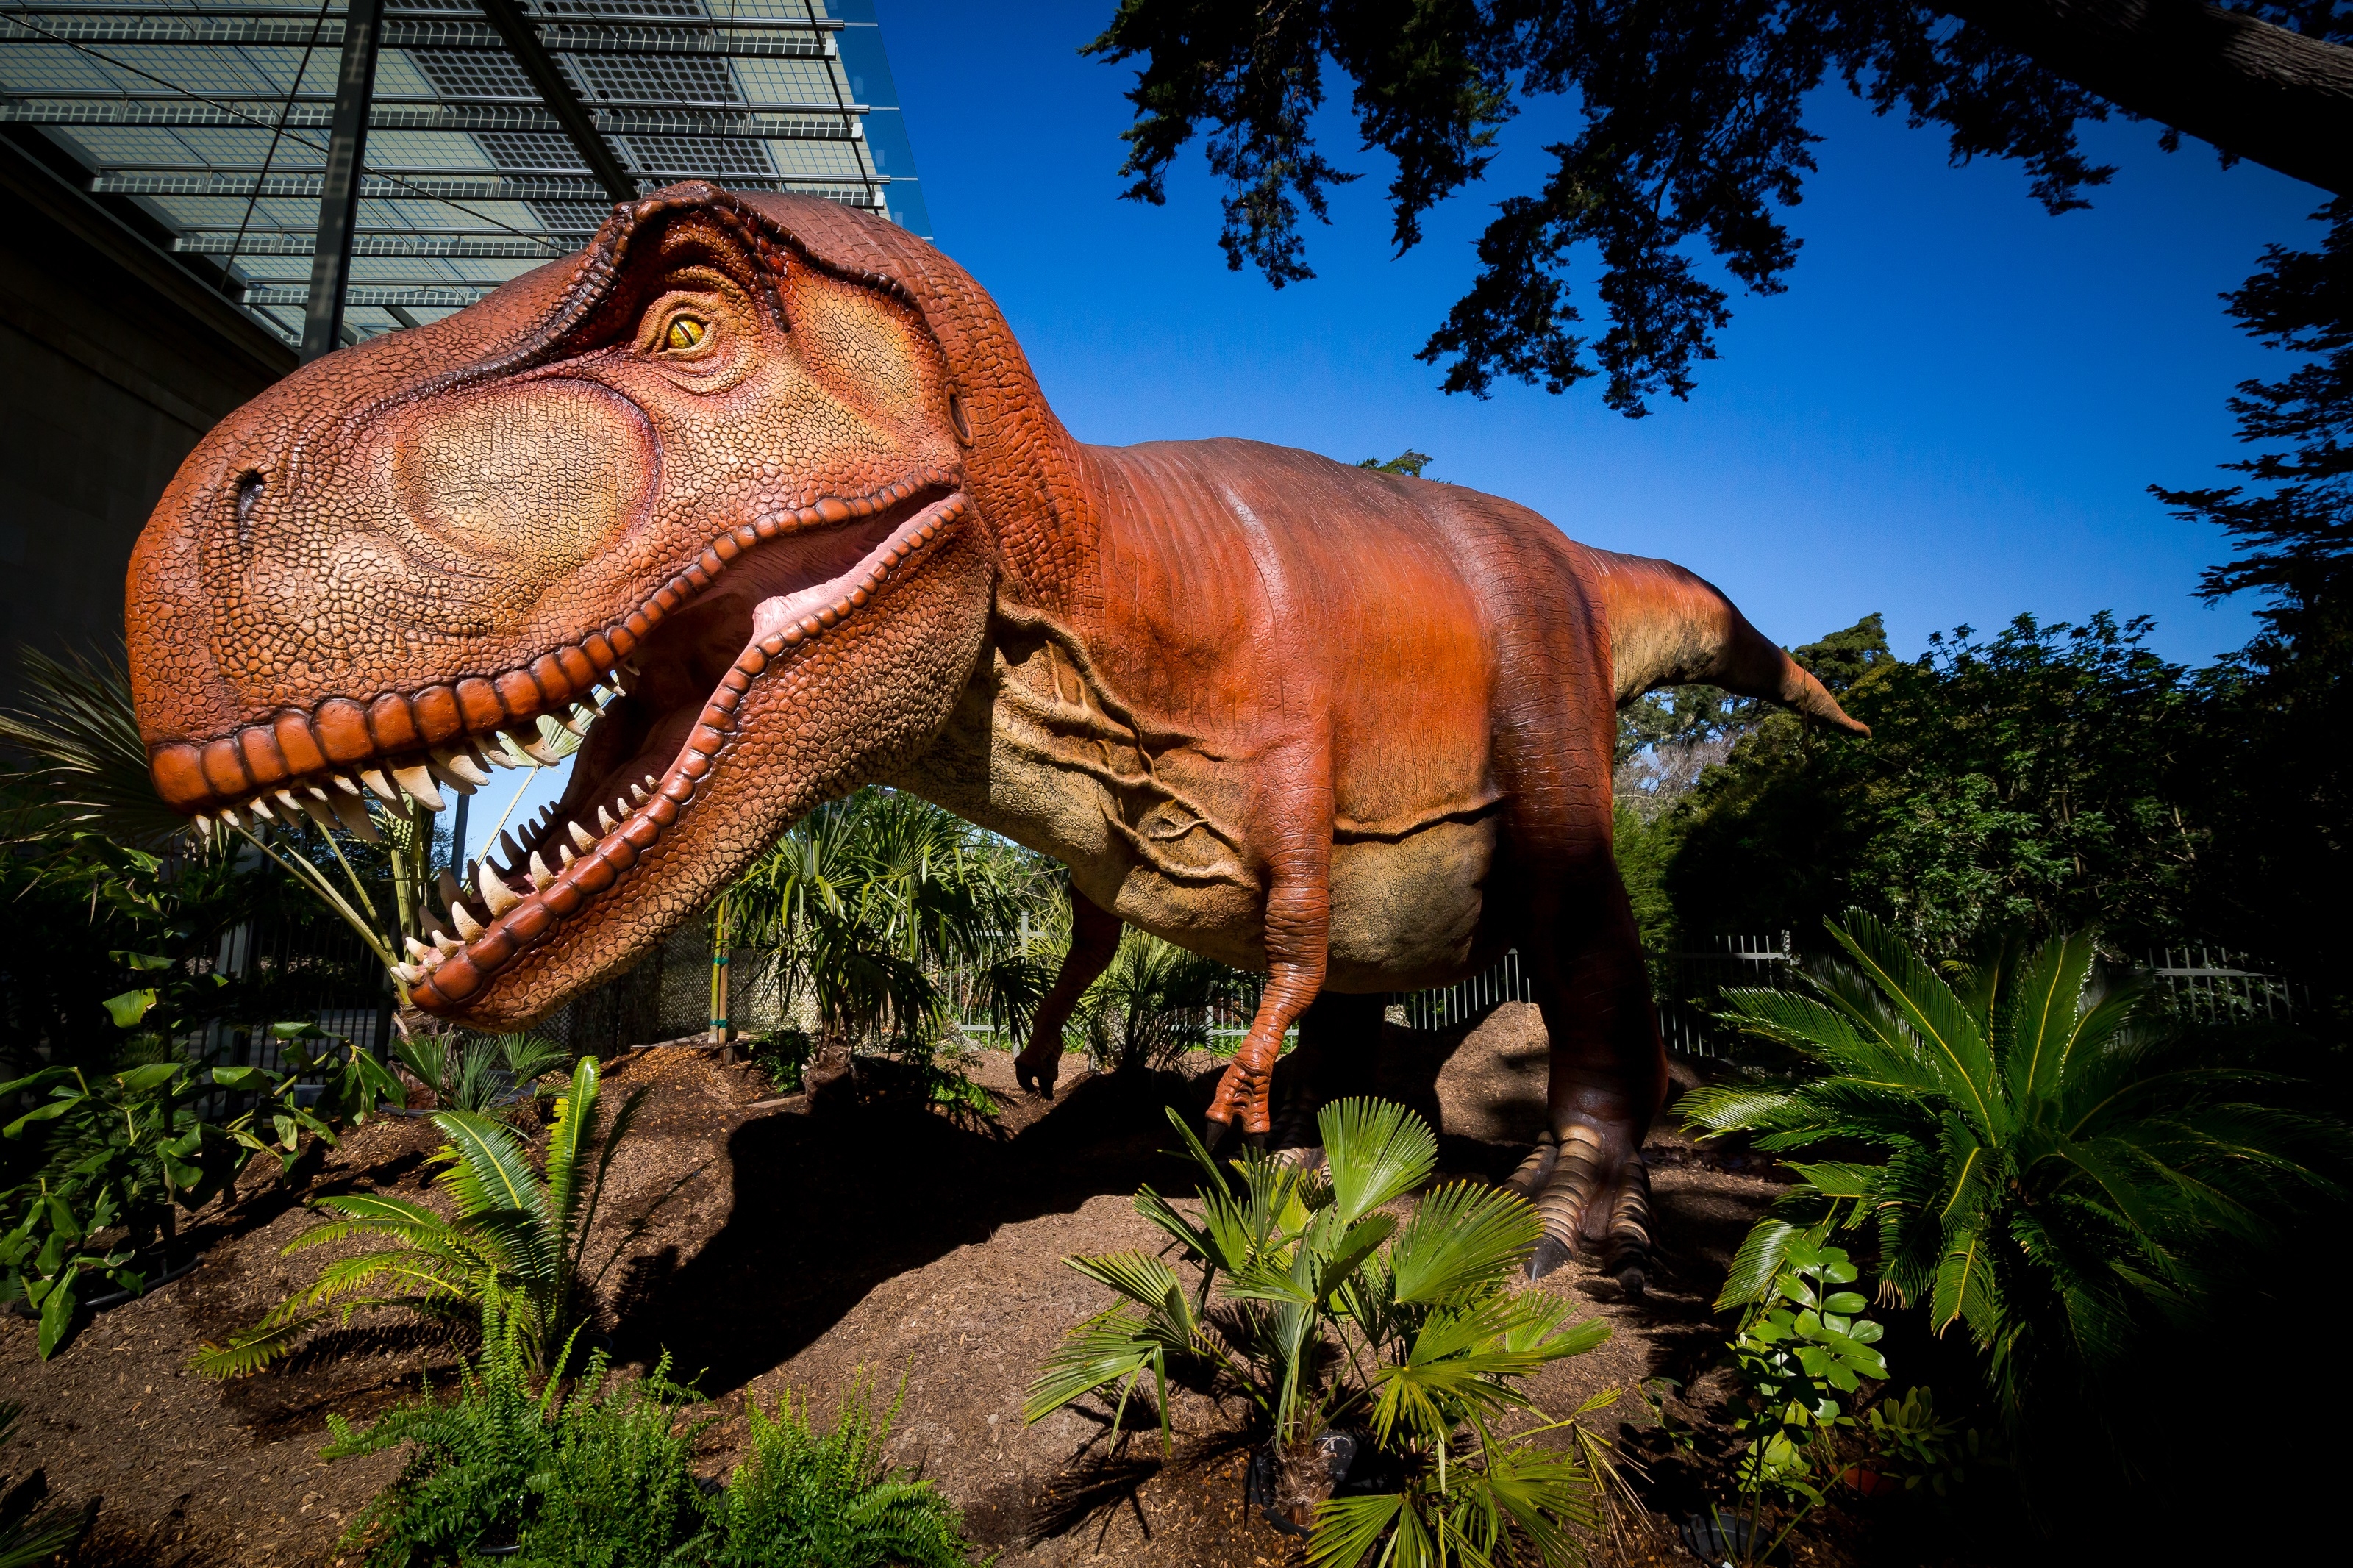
0 0 929 344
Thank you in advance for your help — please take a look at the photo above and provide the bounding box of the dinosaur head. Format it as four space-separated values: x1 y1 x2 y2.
126 186 1074 1025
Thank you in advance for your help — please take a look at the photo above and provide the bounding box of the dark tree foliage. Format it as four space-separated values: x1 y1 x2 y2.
2154 198 2352 619
1086 1 2353 415
1659 613 2207 956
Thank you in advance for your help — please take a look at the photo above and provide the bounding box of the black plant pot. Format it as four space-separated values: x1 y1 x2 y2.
5 1248 201 1319
1244 1431 1399 1538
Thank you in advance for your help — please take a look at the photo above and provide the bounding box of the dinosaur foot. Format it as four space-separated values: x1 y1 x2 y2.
1012 1045 1061 1100
1502 1127 1653 1295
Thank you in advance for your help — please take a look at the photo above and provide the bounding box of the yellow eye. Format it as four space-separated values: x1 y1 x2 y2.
664 315 707 352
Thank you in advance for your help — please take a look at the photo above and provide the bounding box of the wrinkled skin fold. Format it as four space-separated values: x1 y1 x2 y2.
126 184 1866 1284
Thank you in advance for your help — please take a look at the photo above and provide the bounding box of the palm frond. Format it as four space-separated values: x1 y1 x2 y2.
1318 1098 1438 1222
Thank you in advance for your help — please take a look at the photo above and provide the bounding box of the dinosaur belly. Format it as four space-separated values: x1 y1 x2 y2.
897 615 1500 986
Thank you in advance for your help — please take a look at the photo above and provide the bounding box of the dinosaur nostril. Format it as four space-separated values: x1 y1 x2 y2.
235 470 265 524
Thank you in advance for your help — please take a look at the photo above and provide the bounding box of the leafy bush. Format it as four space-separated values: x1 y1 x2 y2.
1072 929 1236 1075
730 787 1055 1053
1682 911 2345 1439
1713 1236 1888 1561
707 1375 974 1568
195 1055 672 1379
395 1032 568 1118
1 1023 396 1357
326 1291 710 1567
1026 1099 1610 1565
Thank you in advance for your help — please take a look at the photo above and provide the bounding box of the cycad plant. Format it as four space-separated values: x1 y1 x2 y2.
393 1032 568 1118
1026 1099 1610 1566
194 1056 665 1379
1682 911 2343 1432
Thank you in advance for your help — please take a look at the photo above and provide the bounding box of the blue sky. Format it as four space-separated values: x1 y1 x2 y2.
862 1 2327 671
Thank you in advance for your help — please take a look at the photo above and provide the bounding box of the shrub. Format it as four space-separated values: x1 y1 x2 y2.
707 1375 975 1568
1682 910 2346 1442
1026 1099 1610 1565
195 1055 677 1379
325 1291 710 1567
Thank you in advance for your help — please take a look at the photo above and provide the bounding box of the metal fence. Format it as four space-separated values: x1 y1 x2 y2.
526 923 2307 1063
185 916 397 1078
2143 944 2304 1023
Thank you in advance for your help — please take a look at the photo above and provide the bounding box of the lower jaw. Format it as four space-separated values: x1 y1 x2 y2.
409 490 969 1014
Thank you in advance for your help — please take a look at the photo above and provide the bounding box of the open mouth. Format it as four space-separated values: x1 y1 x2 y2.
147 475 968 1012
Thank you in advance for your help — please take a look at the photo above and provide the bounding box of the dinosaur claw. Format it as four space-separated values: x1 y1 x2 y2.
1525 1234 1575 1281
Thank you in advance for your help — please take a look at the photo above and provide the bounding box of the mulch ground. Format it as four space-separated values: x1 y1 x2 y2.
0 1007 2000 1567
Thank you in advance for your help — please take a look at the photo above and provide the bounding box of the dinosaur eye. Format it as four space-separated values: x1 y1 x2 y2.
663 315 707 352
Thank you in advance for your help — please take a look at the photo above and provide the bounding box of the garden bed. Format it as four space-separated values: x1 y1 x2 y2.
0 1006 1917 1567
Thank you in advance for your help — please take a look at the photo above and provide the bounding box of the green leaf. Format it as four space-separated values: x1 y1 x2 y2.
114 1062 185 1093
1318 1098 1438 1222
1388 1181 1540 1304
1307 1492 1405 1568
114 951 174 972
1785 1161 1881 1200
1929 1222 2003 1343
37 1272 75 1358
101 989 157 1028
4 1099 76 1139
208 1066 274 1091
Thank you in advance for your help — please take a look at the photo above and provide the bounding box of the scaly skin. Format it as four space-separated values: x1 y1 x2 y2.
125 185 1865 1282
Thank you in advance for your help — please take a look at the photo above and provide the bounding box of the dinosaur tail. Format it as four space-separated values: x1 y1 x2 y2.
1592 551 1869 736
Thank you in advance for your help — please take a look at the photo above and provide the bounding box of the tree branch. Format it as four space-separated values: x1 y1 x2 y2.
1943 0 2353 194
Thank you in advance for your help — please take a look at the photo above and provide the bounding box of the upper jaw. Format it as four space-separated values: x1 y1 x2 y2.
145 474 968 1012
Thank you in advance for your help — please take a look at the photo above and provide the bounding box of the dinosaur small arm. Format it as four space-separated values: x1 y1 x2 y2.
124 185 1865 1284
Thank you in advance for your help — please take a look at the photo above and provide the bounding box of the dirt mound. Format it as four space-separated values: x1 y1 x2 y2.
0 1008 1785 1566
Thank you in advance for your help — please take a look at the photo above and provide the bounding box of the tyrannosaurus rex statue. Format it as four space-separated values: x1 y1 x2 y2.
126 185 1863 1283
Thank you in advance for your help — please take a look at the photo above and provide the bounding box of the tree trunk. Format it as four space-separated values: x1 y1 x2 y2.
1943 0 2353 196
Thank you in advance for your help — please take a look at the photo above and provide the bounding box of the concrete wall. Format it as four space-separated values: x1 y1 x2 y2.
0 135 294 711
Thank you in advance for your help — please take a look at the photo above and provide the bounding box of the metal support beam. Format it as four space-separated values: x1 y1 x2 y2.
299 0 381 362
476 0 640 204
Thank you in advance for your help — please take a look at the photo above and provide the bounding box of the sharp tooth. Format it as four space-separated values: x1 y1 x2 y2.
554 706 590 737
326 772 363 795
218 803 246 831
476 862 521 917
509 727 565 767
499 830 525 867
358 767 403 806
596 805 618 834
404 936 434 962
299 795 341 833
614 796 633 820
392 764 445 812
426 753 479 794
190 812 213 837
438 867 466 910
392 962 424 986
451 901 485 940
433 746 493 787
643 773 660 792
559 842 578 867
433 933 462 956
529 850 554 886
568 820 596 852
243 794 279 825
629 784 649 804
331 795 382 841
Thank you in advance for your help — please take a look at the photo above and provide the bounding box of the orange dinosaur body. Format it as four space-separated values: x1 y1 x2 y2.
126 185 1863 1281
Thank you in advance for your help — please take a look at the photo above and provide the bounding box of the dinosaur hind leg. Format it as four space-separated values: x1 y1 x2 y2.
1510 878 1667 1294
1014 887 1122 1098
1265 991 1385 1169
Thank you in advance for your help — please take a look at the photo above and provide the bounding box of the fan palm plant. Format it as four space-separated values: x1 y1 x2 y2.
1073 927 1241 1075
730 787 1054 1048
1681 910 2344 1431
193 1056 670 1379
1026 1099 1611 1565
